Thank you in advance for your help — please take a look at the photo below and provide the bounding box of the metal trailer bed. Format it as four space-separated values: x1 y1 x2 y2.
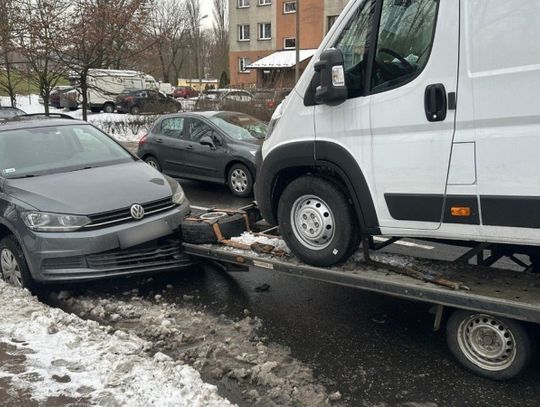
182 205 540 380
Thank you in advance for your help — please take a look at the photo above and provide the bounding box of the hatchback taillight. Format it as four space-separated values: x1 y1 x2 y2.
139 133 148 147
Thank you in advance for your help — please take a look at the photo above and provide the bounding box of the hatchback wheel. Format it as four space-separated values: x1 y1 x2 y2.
145 156 161 171
228 163 253 197
130 106 140 115
0 236 33 289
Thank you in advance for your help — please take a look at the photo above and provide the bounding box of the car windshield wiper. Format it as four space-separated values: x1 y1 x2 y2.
10 174 39 179
69 165 96 172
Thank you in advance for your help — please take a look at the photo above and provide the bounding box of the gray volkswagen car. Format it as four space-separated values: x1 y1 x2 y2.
137 112 267 197
0 115 191 289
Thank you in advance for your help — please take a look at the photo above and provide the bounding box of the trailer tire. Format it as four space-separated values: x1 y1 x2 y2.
278 176 358 267
181 214 247 244
446 309 532 380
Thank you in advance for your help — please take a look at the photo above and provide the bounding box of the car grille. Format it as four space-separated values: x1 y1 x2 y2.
84 197 176 229
42 239 186 272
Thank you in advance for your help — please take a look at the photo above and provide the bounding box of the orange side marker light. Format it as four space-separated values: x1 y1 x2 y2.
451 207 471 217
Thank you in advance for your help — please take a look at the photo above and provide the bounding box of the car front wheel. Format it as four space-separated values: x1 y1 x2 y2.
228 163 253 197
0 236 34 290
144 156 161 172
278 176 359 267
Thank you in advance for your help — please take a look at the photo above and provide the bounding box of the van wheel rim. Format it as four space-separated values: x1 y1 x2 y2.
291 195 335 250
457 314 517 371
231 169 248 193
1 249 23 288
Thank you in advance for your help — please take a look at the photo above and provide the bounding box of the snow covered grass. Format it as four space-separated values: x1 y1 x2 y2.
1 94 156 142
0 281 234 406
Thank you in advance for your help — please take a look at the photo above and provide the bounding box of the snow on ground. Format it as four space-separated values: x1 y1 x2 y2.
231 232 291 254
1 94 156 142
0 281 234 406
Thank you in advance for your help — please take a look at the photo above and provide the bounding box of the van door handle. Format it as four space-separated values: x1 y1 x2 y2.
424 84 447 122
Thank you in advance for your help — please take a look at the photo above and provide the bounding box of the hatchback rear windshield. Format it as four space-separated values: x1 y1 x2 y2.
0 124 133 179
209 112 267 141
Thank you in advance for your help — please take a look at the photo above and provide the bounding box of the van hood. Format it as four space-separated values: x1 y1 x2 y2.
5 161 176 215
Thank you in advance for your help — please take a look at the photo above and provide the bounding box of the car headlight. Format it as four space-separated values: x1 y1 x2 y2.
23 211 90 232
171 182 186 205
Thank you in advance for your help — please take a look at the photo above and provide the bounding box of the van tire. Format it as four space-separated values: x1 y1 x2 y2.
278 176 358 267
0 235 34 291
181 214 247 244
103 103 115 113
446 309 532 380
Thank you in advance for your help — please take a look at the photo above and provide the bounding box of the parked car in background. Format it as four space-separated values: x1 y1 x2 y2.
195 89 253 111
59 88 82 111
116 90 182 115
0 107 25 119
252 89 291 110
137 111 267 197
159 82 174 96
49 86 75 108
173 86 198 99
0 114 190 290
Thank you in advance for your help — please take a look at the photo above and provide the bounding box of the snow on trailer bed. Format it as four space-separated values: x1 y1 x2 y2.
183 235 540 325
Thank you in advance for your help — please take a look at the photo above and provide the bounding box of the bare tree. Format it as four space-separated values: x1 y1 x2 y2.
147 0 189 85
211 0 228 82
52 0 152 120
0 0 23 107
15 0 70 113
186 0 204 88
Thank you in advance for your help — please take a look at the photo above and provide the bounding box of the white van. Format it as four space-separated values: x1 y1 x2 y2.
70 69 158 113
255 0 540 267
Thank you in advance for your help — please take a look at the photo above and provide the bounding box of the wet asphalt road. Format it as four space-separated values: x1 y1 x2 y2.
177 179 540 407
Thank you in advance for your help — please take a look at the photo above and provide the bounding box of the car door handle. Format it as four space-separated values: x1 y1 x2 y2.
186 144 194 150
155 138 163 144
424 84 447 122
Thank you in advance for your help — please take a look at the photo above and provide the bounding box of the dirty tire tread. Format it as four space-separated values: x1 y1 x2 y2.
278 176 359 267
0 235 34 291
446 309 532 381
181 214 246 244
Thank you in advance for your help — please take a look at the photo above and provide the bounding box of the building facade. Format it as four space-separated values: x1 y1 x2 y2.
228 0 349 88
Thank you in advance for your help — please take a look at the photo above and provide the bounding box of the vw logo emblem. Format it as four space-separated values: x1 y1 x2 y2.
130 204 145 220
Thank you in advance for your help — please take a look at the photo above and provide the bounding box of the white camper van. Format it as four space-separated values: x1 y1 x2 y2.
70 69 158 113
255 0 540 267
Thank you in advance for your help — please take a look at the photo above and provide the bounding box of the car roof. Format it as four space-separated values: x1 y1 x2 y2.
0 115 84 131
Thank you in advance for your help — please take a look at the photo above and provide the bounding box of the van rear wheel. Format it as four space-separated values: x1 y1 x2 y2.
278 176 358 267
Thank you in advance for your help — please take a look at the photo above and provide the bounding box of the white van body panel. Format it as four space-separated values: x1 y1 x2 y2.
261 0 540 250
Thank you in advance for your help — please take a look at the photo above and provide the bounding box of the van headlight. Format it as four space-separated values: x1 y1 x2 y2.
23 211 90 232
171 182 186 205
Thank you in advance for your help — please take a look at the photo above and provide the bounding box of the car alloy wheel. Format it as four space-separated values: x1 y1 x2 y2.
231 168 248 193
1 248 23 288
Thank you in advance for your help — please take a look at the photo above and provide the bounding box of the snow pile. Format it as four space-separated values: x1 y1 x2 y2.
0 281 234 406
56 290 336 406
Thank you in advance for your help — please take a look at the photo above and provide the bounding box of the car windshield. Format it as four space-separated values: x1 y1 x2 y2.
0 124 133 179
209 113 267 141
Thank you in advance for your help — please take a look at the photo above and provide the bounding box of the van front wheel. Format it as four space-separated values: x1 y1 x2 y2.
278 176 358 267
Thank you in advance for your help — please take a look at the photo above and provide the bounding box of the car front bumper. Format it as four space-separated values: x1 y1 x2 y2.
21 200 193 283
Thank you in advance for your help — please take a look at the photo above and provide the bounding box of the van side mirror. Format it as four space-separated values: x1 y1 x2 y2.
200 135 215 149
313 48 348 105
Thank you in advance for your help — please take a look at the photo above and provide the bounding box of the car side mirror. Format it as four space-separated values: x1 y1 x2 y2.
313 48 348 106
200 135 215 149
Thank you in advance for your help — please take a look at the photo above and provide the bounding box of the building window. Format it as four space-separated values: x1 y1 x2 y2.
258 0 271 5
284 37 296 49
238 24 250 41
327 15 338 32
258 23 271 40
238 0 249 8
239 57 251 73
284 1 296 13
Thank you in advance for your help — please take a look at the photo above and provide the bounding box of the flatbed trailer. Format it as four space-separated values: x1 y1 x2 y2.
182 206 540 381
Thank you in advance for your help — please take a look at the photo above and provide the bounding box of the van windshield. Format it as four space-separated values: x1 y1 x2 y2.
0 124 133 179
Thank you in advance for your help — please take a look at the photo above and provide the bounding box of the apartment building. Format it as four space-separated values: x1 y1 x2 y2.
228 0 349 88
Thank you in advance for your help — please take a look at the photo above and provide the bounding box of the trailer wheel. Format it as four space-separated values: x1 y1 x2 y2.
446 309 532 380
278 176 358 267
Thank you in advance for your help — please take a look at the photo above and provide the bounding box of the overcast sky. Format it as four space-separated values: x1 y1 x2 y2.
200 0 215 29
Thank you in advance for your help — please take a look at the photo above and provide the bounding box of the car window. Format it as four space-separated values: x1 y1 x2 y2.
371 0 438 92
0 124 132 179
187 119 213 142
209 112 267 141
159 117 184 139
